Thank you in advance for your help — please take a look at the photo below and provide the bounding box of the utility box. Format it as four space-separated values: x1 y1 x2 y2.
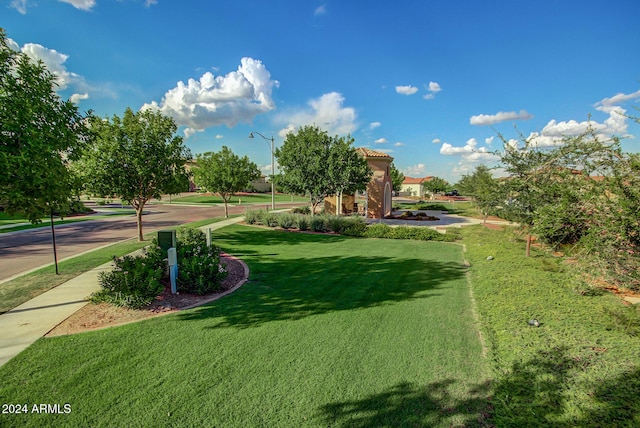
157 230 176 257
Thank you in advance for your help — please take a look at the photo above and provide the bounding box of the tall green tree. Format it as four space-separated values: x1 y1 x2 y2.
0 29 90 273
389 163 405 193
193 146 261 218
0 29 89 221
79 107 191 241
275 125 371 214
456 165 500 223
423 176 450 196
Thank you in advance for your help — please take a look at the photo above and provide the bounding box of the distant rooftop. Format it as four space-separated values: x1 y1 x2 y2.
356 148 393 159
402 176 433 184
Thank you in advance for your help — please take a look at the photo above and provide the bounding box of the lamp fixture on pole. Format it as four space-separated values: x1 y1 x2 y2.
248 131 275 210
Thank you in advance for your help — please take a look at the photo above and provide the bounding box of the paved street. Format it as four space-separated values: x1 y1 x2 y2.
0 201 292 282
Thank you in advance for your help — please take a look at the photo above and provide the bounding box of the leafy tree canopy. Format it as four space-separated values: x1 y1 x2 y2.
78 107 191 240
0 29 90 222
390 163 405 192
423 176 450 195
193 146 260 217
275 125 371 214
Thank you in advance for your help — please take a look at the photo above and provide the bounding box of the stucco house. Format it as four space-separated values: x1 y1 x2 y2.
401 176 433 197
325 148 394 219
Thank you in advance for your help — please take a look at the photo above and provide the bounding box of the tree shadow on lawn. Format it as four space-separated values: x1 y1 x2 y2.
317 379 493 427
488 345 640 427
317 348 640 427
177 253 466 329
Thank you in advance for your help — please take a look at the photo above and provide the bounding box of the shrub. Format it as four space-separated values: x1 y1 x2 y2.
310 216 327 232
364 223 392 238
292 206 311 215
91 254 164 309
277 212 297 229
399 211 413 218
340 220 367 237
326 215 346 233
297 215 310 231
244 209 264 225
176 227 227 295
259 211 279 227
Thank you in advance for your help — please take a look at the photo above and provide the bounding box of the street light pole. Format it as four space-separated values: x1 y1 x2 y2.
249 131 275 211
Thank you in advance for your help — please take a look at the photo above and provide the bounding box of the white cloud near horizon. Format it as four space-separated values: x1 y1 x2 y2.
440 138 498 163
143 57 279 137
275 92 357 137
470 110 533 125
396 85 418 95
403 163 426 177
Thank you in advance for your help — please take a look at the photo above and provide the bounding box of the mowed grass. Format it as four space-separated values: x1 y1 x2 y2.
460 225 640 427
0 225 491 427
170 193 308 205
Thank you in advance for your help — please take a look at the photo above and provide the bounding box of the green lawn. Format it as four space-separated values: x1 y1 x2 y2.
169 193 308 204
460 225 640 427
0 225 491 427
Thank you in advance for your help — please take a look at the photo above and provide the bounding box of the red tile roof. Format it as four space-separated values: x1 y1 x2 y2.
402 176 433 184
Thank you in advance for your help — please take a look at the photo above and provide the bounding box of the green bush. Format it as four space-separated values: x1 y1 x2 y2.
277 212 297 229
297 215 310 231
364 223 393 238
91 254 164 309
310 216 327 232
340 220 367 237
244 209 264 225
260 211 279 227
176 227 227 295
292 206 311 215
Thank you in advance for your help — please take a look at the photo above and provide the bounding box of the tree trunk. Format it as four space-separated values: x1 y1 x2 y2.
223 200 229 218
135 202 145 241
526 234 532 257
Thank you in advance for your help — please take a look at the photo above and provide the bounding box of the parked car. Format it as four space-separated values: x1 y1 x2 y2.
444 190 459 196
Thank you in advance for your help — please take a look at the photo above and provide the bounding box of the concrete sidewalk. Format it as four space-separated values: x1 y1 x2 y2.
0 216 245 367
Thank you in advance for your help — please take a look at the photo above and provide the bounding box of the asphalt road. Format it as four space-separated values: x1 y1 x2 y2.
0 201 293 282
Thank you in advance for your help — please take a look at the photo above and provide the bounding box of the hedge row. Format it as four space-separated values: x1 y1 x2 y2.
244 209 457 242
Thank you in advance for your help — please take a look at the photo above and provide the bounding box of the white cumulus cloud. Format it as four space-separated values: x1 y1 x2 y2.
20 42 82 90
58 0 95 10
428 81 442 93
143 57 278 137
403 163 426 177
470 110 533 126
275 92 357 137
394 142 405 147
432 138 441 144
396 85 418 95
369 121 381 129
440 138 498 163
374 138 387 144
70 93 89 104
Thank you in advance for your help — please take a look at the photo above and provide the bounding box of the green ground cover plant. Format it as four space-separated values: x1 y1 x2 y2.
0 225 491 427
460 225 640 427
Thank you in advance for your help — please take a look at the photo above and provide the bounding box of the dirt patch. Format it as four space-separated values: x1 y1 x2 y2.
46 253 248 337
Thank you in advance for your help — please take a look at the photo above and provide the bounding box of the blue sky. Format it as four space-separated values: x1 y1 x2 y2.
5 0 640 182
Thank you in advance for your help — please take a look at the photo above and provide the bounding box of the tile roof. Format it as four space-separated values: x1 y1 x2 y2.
356 147 393 159
402 176 433 184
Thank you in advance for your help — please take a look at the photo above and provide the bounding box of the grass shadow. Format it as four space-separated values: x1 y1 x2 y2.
178 253 466 329
490 345 640 426
318 379 493 427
